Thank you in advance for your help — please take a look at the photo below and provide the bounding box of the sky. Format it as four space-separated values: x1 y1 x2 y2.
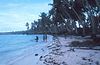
0 0 52 32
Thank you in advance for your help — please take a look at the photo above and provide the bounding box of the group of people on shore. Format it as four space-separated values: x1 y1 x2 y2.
35 35 47 42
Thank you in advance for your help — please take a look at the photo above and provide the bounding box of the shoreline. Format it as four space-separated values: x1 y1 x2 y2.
5 36 100 65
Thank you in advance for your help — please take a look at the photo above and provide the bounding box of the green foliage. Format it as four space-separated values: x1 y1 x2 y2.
30 0 100 36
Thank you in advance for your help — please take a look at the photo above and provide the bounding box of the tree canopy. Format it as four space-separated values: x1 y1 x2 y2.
29 0 100 36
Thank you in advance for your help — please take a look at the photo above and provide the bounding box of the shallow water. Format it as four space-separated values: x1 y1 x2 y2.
0 34 52 65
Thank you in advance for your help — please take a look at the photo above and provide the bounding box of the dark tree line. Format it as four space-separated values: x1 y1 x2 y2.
28 0 100 37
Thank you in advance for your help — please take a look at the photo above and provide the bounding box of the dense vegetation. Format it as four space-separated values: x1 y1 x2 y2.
27 0 100 37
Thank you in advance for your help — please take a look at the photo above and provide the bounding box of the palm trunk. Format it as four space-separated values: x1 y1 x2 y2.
85 0 96 38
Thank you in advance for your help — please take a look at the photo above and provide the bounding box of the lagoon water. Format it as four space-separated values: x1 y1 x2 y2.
0 35 53 65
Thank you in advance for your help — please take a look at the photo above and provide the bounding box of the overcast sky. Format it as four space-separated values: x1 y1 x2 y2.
0 0 52 32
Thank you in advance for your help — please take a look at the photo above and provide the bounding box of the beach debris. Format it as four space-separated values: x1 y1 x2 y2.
35 54 38 56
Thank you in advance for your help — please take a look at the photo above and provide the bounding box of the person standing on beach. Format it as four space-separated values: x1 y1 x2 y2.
45 34 47 42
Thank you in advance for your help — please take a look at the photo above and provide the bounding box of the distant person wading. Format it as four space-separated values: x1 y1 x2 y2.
43 34 47 42
35 36 39 42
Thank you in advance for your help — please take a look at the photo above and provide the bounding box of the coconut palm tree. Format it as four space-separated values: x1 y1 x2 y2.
25 22 29 30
